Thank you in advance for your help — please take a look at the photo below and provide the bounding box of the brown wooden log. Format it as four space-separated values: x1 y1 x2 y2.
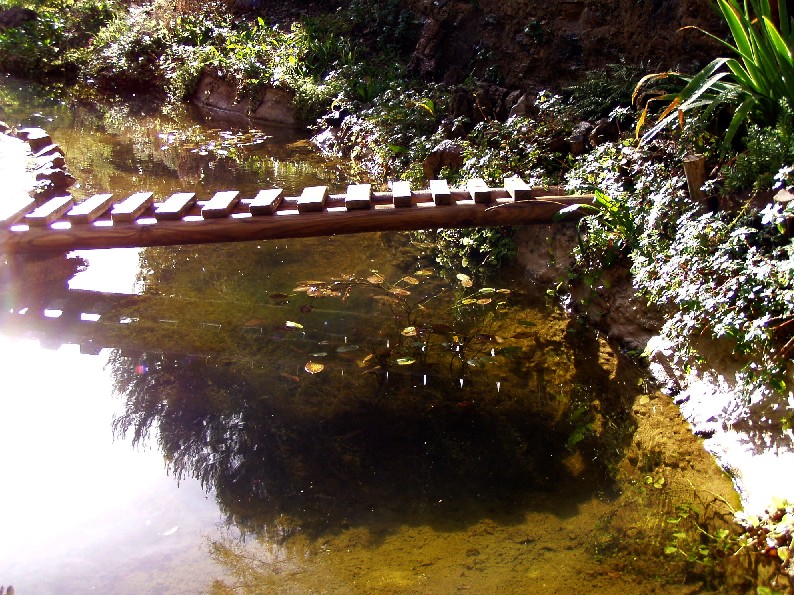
345 183 372 210
25 195 74 226
202 190 240 218
430 179 452 206
155 192 196 220
392 181 412 207
111 192 154 222
683 154 706 204
249 188 284 215
0 195 593 253
1 194 36 226
67 193 114 224
505 176 533 201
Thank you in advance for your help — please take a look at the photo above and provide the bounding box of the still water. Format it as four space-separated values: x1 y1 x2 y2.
0 78 739 593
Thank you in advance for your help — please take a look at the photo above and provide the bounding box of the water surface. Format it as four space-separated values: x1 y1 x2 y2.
0 78 737 594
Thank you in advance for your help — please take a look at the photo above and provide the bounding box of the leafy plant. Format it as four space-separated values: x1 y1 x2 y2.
636 0 794 148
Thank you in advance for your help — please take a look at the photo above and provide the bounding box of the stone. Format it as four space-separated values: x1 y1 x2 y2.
589 118 620 146
0 7 37 30
17 127 52 153
422 140 464 180
566 121 593 155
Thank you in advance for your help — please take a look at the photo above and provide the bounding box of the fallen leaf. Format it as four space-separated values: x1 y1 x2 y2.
285 321 304 329
402 276 420 285
305 361 325 374
395 357 416 365
401 326 417 337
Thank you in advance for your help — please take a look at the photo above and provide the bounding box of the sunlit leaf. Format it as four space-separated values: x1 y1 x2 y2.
477 298 493 305
293 286 310 292
479 288 495 294
311 352 328 357
390 288 411 296
367 273 385 284
401 326 417 337
402 276 420 285
304 361 325 374
497 289 511 294
285 320 304 329
456 273 473 287
414 269 434 276
336 344 359 353
461 298 476 304
395 357 416 365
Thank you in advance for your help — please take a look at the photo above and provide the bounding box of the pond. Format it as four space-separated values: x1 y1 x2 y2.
0 77 742 594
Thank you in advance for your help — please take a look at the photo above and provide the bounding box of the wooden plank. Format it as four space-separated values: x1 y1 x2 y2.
155 192 196 221
345 184 372 210
249 188 284 215
25 195 74 226
297 186 328 213
111 192 154 223
467 178 491 204
202 190 240 218
505 176 533 201
67 193 114 224
392 181 412 208
430 179 452 206
0 194 36 226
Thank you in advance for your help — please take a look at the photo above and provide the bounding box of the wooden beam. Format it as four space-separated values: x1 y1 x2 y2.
25 195 74 226
429 179 452 206
249 188 284 215
298 186 328 213
345 184 372 210
1 195 593 253
155 192 196 220
111 192 154 222
392 181 412 208
67 193 114 224
201 190 240 218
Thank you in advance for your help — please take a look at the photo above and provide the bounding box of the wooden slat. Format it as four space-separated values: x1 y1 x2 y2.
202 191 240 219
345 184 372 210
0 194 36 226
249 188 284 215
67 193 114 224
392 181 412 208
467 178 491 204
155 192 196 221
505 176 533 201
111 192 154 223
25 195 74 226
430 179 452 206
297 186 328 213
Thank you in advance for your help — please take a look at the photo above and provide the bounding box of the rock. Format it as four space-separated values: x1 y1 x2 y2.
508 93 530 118
566 121 593 155
0 7 37 30
422 140 464 180
17 127 52 153
589 118 620 146
409 17 444 77
35 167 75 192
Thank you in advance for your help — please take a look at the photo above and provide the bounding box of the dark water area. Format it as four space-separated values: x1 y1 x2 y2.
0 78 739 594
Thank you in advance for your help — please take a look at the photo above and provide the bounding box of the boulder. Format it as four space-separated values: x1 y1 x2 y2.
589 118 620 146
0 7 37 30
566 121 594 155
422 140 464 180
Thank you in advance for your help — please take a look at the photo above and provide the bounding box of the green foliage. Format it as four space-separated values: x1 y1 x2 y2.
637 0 794 148
0 0 116 78
565 61 648 121
723 101 794 193
412 227 517 276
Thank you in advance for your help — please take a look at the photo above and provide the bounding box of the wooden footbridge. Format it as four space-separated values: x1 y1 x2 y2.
0 178 592 254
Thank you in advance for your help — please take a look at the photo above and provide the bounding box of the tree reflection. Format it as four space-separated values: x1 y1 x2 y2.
108 242 641 537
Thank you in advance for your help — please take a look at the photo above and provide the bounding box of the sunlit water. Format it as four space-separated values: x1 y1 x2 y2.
1 77 738 593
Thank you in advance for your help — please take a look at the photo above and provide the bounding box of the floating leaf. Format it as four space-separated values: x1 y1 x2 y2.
461 298 476 304
293 286 310 293
395 357 416 365
497 289 512 294
456 273 473 287
478 288 495 294
390 288 411 296
401 326 417 337
414 269 434 276
304 361 325 374
285 321 304 329
402 276 420 285
476 298 493 305
367 273 385 284
336 344 359 353
311 352 328 358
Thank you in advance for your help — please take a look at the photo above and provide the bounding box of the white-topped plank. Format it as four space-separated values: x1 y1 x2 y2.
505 176 533 201
249 188 285 215
67 193 114 224
155 192 196 220
429 179 452 206
345 183 372 210
25 195 74 226
111 192 154 223
202 190 240 218
467 178 491 204
392 181 412 208
297 186 328 213
0 194 36 226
